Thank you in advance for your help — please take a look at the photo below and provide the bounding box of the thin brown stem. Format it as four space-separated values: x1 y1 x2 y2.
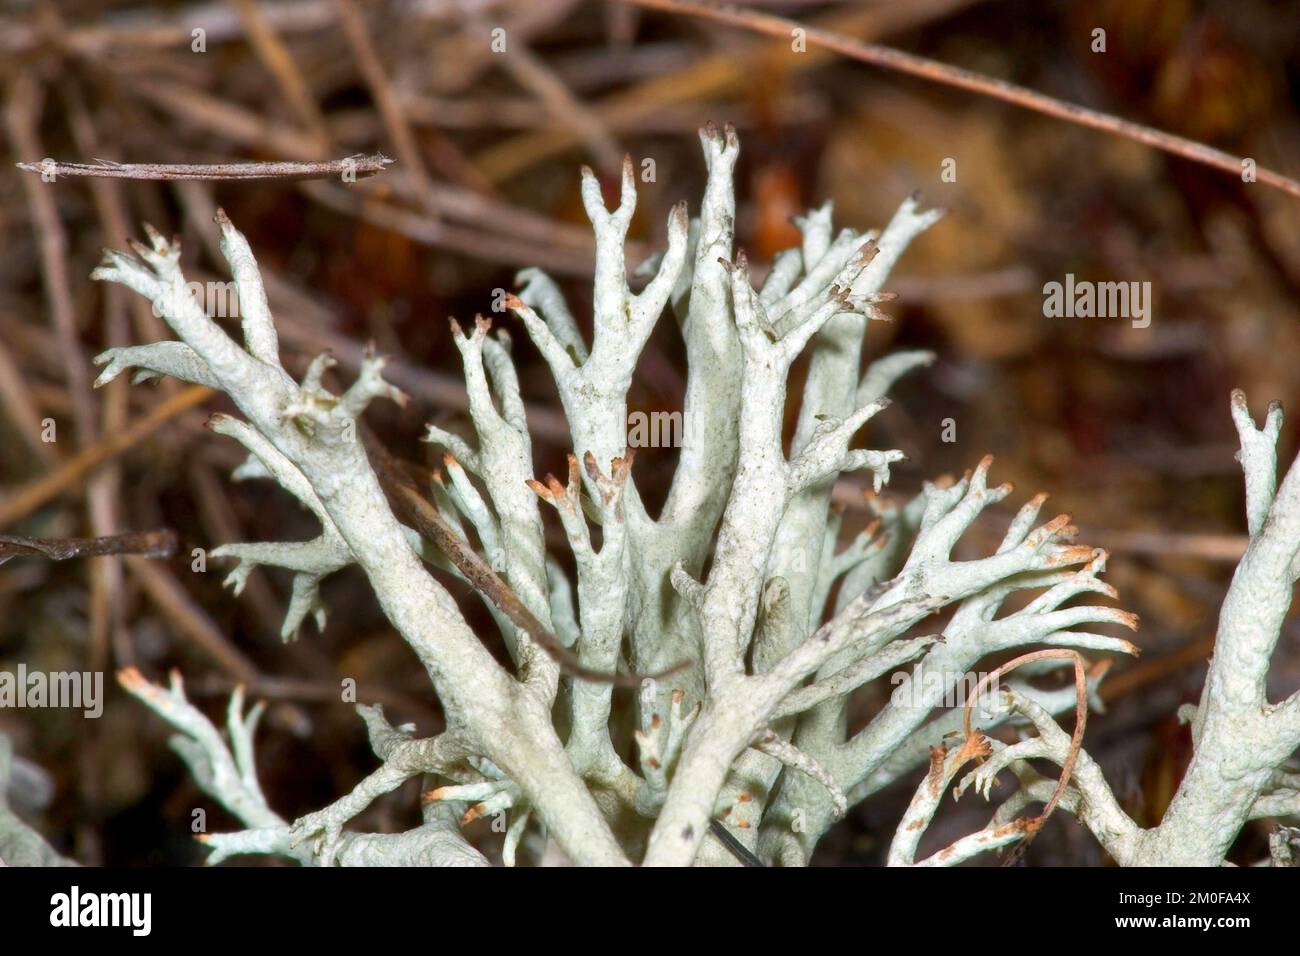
963 648 1089 864
0 385 214 528
362 426 685 687
14 154 392 181
0 529 177 562
625 0 1300 200
230 0 333 152
125 557 261 682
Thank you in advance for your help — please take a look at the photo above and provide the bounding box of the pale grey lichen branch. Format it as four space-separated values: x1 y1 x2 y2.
118 668 487 867
951 689 1141 864
94 209 627 866
86 127 1300 868
879 389 1300 868
0 735 75 867
1123 391 1300 864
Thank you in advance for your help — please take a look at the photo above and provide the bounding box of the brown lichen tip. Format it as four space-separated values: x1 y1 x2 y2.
420 787 448 805
1036 514 1073 538
961 732 992 755
442 451 459 470
116 666 145 692
502 293 524 311
214 207 231 227
1115 610 1141 631
1048 545 1097 567
460 802 489 825
524 478 551 500
613 448 635 483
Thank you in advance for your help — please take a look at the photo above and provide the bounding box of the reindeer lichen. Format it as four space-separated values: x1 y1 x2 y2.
91 126 1300 867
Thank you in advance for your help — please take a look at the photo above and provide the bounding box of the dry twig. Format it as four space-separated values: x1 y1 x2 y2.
0 385 214 527
14 154 392 181
627 0 1300 200
963 648 1090 864
0 529 177 563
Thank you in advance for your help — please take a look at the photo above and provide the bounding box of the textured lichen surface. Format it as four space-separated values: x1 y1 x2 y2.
13 127 1295 868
